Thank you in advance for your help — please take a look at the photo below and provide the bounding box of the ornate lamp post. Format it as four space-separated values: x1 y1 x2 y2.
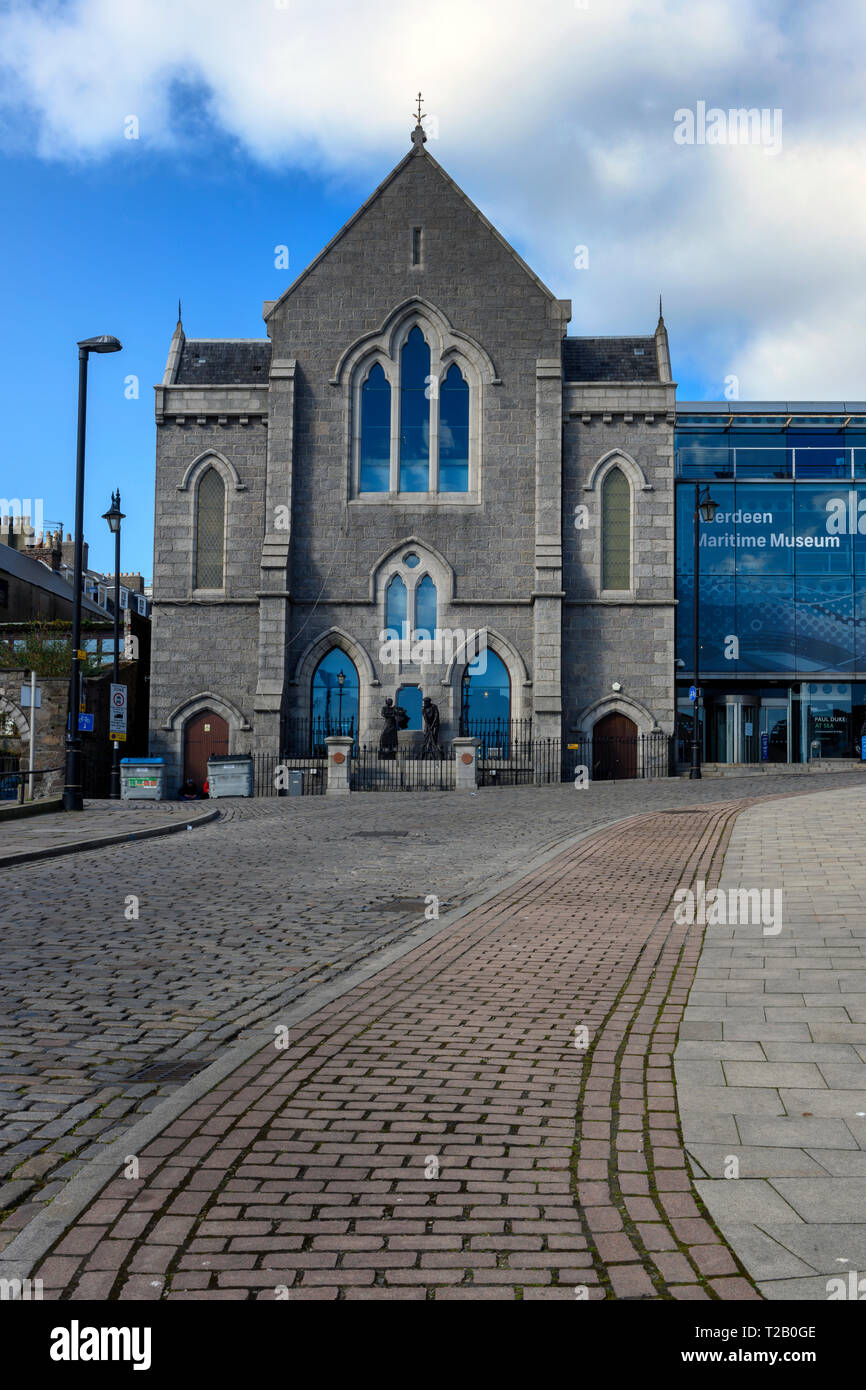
690 483 720 779
63 335 122 811
337 670 346 730
101 490 125 799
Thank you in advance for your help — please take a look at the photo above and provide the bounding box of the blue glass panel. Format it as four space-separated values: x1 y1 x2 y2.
360 363 391 492
311 648 359 736
399 327 430 491
737 577 796 672
415 575 437 638
794 484 852 575
396 685 423 730
385 574 407 636
795 578 855 674
733 448 791 479
689 482 737 574
439 363 469 492
794 448 850 479
804 681 855 757
675 432 731 479
697 575 737 672
464 648 510 724
733 483 793 575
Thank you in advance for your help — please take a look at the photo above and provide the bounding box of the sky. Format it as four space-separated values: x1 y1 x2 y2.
1 0 865 579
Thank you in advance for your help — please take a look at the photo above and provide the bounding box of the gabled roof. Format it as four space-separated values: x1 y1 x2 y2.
175 339 271 386
0 543 105 616
562 336 661 383
264 142 564 320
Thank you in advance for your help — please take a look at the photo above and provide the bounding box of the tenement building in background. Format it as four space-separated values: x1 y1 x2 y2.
148 118 864 783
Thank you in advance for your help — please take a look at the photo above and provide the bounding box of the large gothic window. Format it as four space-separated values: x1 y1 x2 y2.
311 648 359 744
461 649 511 743
354 321 474 497
399 327 431 491
601 467 631 590
360 363 391 492
195 467 225 589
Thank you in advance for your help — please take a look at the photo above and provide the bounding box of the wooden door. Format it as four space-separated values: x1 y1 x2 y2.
183 711 228 790
593 711 638 779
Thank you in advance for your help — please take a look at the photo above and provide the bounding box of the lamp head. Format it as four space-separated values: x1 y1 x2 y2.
102 490 125 534
78 335 123 354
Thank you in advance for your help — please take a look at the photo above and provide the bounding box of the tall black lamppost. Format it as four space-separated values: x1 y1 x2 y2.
102 490 125 799
63 335 123 812
690 483 720 779
337 670 346 730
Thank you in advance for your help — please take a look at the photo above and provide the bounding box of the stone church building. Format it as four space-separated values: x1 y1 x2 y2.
149 117 676 787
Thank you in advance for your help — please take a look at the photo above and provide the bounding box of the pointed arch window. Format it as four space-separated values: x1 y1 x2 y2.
438 363 469 492
353 319 477 498
195 467 225 589
601 467 631 590
399 327 431 491
360 362 391 492
385 574 407 636
311 648 359 748
415 575 437 639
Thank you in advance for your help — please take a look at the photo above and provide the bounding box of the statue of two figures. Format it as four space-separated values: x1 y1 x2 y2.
379 696 443 758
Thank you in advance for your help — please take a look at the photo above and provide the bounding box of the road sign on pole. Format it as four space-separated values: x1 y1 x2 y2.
688 685 698 704
109 683 128 740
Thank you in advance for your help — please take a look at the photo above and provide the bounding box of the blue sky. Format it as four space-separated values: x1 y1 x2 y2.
2 0 866 579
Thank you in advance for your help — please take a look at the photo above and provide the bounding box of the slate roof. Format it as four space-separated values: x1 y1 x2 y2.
0 544 105 616
562 336 660 383
175 340 272 386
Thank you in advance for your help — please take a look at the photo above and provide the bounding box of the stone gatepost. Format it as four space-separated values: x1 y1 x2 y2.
452 737 480 791
325 735 353 796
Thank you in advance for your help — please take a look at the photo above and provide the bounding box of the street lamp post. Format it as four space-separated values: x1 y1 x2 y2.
102 490 125 799
690 483 720 780
63 336 123 812
337 670 346 730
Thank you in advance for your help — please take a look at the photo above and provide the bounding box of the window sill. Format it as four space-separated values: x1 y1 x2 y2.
351 493 480 506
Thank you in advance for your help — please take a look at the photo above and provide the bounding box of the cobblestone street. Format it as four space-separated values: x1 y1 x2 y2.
4 771 866 1298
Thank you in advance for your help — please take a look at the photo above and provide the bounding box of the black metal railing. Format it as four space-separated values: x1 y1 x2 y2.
252 752 327 796
562 732 671 782
351 745 455 792
459 717 533 758
0 761 67 802
281 716 356 757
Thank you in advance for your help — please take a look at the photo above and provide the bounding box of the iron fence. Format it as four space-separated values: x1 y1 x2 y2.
281 716 356 758
460 717 533 758
253 752 327 796
351 745 455 791
563 732 671 782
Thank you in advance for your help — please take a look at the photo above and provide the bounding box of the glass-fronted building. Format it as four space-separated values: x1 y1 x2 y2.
676 402 866 764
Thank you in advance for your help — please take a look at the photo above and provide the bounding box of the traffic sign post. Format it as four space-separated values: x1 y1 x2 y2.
109 683 128 743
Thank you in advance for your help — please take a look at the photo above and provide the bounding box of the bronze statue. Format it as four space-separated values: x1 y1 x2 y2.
421 696 442 758
379 698 409 757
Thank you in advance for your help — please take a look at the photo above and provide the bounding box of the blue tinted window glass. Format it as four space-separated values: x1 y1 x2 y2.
795 485 852 575
360 363 391 492
399 327 430 491
385 574 407 636
396 685 423 730
733 483 793 575
439 363 469 492
696 575 736 673
675 432 731 479
311 648 359 740
695 482 737 574
795 578 854 675
415 575 437 638
464 648 510 726
737 577 796 673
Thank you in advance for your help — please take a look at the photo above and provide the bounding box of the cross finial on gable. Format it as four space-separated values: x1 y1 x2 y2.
411 91 427 148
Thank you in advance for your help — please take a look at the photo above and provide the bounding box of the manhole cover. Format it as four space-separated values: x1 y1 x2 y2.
354 831 410 837
126 1057 210 1083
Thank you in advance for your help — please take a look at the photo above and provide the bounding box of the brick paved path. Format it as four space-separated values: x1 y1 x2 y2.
34 801 769 1300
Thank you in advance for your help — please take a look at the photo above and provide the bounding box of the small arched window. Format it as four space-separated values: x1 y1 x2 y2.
195 467 225 589
601 467 631 590
385 574 407 636
415 576 437 638
360 362 391 492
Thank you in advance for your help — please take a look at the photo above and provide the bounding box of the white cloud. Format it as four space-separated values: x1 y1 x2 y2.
2 0 866 396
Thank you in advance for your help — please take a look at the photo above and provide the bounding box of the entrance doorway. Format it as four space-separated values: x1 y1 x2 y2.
593 712 638 779
183 710 229 789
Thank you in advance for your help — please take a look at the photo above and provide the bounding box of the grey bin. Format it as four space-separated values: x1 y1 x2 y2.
289 770 304 796
120 758 165 801
206 754 254 799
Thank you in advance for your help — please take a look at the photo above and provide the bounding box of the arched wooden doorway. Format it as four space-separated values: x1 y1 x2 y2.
593 711 638 780
183 710 229 789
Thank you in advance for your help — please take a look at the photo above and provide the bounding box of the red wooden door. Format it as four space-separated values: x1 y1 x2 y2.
593 712 638 779
183 711 229 790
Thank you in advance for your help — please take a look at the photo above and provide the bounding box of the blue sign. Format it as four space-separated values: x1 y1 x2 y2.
688 685 697 703
78 714 94 732
861 735 866 762
760 731 769 761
